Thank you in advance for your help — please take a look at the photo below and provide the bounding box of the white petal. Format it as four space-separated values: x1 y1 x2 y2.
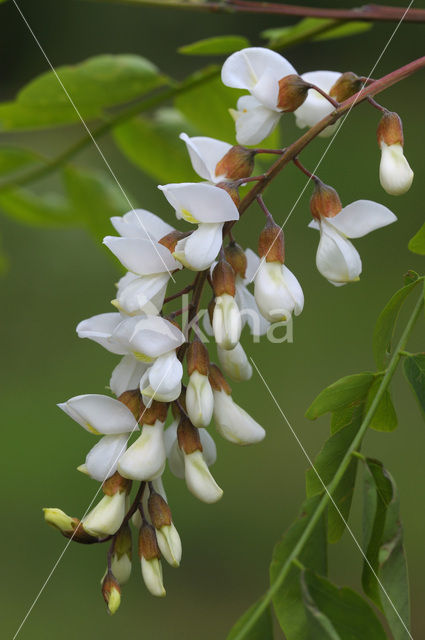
168 439 185 479
110 208 174 241
294 71 341 133
110 355 148 397
316 221 362 284
213 293 242 350
308 219 320 231
232 98 281 146
222 47 296 92
184 450 223 504
174 223 224 271
111 553 132 585
281 265 304 316
118 420 166 481
76 313 126 355
156 522 182 568
143 351 183 401
213 390 265 445
141 557 166 597
103 237 180 275
158 182 239 224
235 282 269 336
113 316 185 360
186 370 214 428
379 143 414 196
85 434 128 481
58 394 137 435
254 261 302 322
199 428 217 466
217 342 253 382
328 200 397 238
179 133 231 183
115 272 169 316
244 248 261 283
83 492 126 537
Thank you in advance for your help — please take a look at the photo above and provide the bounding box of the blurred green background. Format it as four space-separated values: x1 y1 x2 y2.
1 1 424 638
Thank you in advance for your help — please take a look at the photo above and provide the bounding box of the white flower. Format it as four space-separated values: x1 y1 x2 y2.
58 394 138 481
222 47 296 145
113 271 170 316
110 354 148 397
140 350 183 403
164 419 217 480
254 260 304 322
186 369 214 428
179 133 232 183
156 522 182 568
110 208 174 241
184 450 223 504
217 343 252 382
83 491 127 537
118 418 166 481
158 182 239 271
309 200 397 285
213 389 265 445
235 248 270 336
141 557 166 597
213 293 242 350
379 142 414 196
294 70 341 137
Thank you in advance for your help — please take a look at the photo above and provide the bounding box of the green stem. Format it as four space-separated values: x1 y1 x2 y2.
231 290 424 640
0 65 219 193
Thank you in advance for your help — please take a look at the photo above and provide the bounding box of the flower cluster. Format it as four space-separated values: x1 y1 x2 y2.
44 46 412 614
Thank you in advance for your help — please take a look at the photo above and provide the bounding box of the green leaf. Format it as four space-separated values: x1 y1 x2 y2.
403 353 425 418
114 108 198 183
0 55 167 131
270 496 327 639
403 270 419 286
179 35 250 56
364 378 398 432
226 598 273 640
0 147 43 177
408 222 425 255
373 278 420 369
63 167 128 238
305 373 375 420
301 570 387 640
262 18 372 50
362 458 410 639
0 188 73 226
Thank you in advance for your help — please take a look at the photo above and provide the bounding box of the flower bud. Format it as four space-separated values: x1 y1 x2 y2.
377 112 413 196
184 450 223 504
43 508 97 543
177 415 203 455
310 181 342 220
102 572 121 615
329 71 362 102
186 369 214 428
254 261 304 323
277 74 310 111
216 181 241 207
212 293 242 350
111 524 132 584
212 390 265 445
215 146 255 181
118 418 166 481
148 492 182 567
138 521 166 597
217 343 252 382
212 258 236 297
82 490 128 538
224 242 247 279
258 219 284 263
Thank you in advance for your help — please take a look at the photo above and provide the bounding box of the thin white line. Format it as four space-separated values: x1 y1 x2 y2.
11 0 176 282
249 0 414 283
250 357 413 640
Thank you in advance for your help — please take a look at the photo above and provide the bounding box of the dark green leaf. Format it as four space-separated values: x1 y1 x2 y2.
301 569 387 640
262 18 372 50
226 598 273 640
403 353 425 418
0 55 166 131
373 279 420 369
0 147 43 177
362 458 410 639
270 496 327 639
305 373 375 420
403 270 419 285
408 222 425 255
364 378 398 432
179 35 250 56
0 188 73 226
114 108 198 183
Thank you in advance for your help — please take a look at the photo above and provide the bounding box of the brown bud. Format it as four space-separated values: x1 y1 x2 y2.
103 471 131 497
310 181 342 220
177 415 203 454
208 364 232 395
102 572 121 614
138 521 161 560
159 230 190 254
329 72 362 102
212 259 236 297
139 399 168 426
277 74 310 112
187 339 209 376
216 181 241 207
258 219 284 263
118 389 142 420
377 111 404 147
224 242 247 279
148 492 172 530
215 146 255 181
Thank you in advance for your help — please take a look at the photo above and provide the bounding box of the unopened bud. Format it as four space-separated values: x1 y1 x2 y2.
208 364 232 395
43 508 97 543
187 339 209 376
215 145 255 181
224 242 247 279
159 230 190 254
186 368 214 428
258 219 284 263
139 521 166 597
377 111 404 147
217 343 252 382
216 181 241 207
184 450 223 504
329 71 362 102
212 259 236 297
139 520 161 561
118 389 142 420
310 181 342 220
377 112 413 195
212 293 241 350
277 74 310 111
177 415 203 454
148 492 172 529
102 572 121 615
111 524 132 584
